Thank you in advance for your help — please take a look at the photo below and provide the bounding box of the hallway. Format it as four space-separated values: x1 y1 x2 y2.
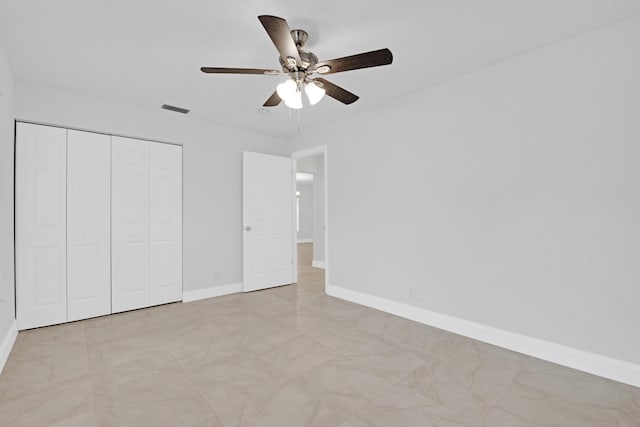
296 242 324 294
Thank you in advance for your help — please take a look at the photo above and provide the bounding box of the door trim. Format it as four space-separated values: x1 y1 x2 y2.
291 145 328 289
15 120 183 147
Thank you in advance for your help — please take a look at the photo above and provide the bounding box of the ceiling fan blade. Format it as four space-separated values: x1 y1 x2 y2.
314 78 359 105
263 91 282 107
314 48 393 74
200 67 281 75
258 15 302 69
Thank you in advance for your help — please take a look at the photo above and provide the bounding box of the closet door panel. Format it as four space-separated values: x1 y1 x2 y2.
149 143 182 305
67 130 111 321
16 123 67 329
112 137 150 313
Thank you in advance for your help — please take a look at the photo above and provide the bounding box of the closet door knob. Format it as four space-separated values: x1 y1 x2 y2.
244 225 252 231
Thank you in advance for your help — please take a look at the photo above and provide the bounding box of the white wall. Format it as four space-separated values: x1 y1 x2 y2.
291 17 640 365
0 40 15 349
313 155 325 263
297 183 314 241
14 84 290 292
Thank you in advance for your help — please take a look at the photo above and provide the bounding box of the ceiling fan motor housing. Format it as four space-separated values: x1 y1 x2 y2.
291 29 308 48
279 49 318 73
278 28 315 73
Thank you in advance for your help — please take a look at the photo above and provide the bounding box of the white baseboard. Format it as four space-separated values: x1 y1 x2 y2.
0 320 18 375
312 260 327 269
326 283 640 388
297 239 314 243
182 283 243 303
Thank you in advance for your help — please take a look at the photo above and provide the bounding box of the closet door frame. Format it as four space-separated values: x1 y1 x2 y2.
16 122 184 325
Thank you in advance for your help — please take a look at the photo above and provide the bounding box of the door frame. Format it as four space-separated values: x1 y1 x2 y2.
291 145 328 288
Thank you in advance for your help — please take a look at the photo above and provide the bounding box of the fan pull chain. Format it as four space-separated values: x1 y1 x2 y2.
297 109 302 133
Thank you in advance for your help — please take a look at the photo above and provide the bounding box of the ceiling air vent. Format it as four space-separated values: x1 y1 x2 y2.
161 104 190 114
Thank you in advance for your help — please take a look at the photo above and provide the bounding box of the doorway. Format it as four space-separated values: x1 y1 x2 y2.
292 146 328 292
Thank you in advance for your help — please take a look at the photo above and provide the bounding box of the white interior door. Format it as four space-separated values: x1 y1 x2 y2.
16 123 67 329
242 151 293 292
149 142 182 305
67 130 111 321
111 136 150 313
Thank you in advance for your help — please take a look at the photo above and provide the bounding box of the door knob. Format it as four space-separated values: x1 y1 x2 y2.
245 225 252 231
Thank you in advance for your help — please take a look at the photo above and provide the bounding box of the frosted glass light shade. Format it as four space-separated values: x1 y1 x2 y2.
284 90 302 109
305 81 325 105
276 79 297 102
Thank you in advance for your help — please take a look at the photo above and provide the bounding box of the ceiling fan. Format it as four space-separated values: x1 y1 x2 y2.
201 15 393 109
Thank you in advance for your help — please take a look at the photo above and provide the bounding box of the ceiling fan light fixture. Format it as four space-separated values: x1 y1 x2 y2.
305 81 326 105
276 79 297 101
284 90 303 109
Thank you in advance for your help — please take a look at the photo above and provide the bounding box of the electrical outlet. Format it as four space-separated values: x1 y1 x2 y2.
408 287 424 302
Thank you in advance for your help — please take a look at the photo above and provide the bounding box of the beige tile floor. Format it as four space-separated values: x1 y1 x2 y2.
0 243 638 426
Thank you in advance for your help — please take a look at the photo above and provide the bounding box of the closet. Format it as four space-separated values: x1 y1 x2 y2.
16 122 182 330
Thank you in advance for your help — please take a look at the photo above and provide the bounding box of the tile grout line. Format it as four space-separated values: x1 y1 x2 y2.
478 362 526 425
160 335 225 427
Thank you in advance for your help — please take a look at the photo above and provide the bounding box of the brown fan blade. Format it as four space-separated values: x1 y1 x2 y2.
201 67 280 75
263 91 282 107
314 78 359 105
258 15 302 69
314 48 393 75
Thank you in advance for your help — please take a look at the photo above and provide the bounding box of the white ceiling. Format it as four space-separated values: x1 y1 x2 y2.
1 0 639 138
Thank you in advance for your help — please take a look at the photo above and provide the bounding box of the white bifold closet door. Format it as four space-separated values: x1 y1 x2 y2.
16 123 68 329
149 142 182 306
111 136 182 313
66 130 111 321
